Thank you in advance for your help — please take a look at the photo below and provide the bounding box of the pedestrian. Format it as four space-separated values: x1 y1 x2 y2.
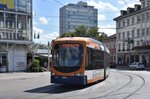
44 62 47 68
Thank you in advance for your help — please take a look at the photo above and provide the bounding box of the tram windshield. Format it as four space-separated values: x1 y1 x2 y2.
53 43 83 68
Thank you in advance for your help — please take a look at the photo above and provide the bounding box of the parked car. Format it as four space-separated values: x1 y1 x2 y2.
129 62 145 70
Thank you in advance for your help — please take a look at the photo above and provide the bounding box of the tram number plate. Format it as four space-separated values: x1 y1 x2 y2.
62 76 67 79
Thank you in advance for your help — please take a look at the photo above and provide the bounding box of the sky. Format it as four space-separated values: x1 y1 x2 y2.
33 0 140 44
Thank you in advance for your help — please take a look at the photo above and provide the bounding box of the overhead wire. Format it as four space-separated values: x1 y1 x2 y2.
122 0 128 6
54 0 64 5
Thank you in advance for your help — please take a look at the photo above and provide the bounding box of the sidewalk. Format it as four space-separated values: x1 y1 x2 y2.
0 72 50 80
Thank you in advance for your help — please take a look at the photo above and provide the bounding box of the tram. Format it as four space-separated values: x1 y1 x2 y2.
51 37 110 85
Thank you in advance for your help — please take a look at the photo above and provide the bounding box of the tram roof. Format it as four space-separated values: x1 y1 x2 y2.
53 37 101 44
53 37 110 53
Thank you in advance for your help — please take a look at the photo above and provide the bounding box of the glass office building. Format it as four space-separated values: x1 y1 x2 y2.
60 1 98 35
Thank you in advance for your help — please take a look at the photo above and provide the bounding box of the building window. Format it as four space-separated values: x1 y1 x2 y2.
122 42 125 51
147 0 150 6
118 43 121 51
132 30 134 37
146 12 149 21
127 18 130 26
0 21 4 28
137 41 140 46
142 14 145 22
113 42 116 49
127 31 130 38
132 17 135 25
137 16 141 23
122 20 126 27
67 26 70 29
118 33 121 39
137 29 140 37
147 28 150 35
122 32 125 39
118 21 121 28
142 1 145 8
131 42 134 49
6 14 15 29
142 28 145 36
0 54 7 66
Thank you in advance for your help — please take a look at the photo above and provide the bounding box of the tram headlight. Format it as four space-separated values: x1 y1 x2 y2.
51 72 55 75
77 73 83 76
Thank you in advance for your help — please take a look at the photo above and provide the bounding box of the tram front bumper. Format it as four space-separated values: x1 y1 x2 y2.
51 75 87 85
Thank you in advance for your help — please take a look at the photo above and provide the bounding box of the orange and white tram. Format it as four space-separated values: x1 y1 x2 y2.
51 37 110 85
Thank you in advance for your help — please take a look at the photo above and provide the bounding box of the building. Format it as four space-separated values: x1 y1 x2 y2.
59 1 98 36
103 34 116 67
0 0 33 72
114 0 150 67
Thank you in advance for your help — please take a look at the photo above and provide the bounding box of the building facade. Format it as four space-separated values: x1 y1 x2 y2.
0 0 33 72
103 34 116 67
114 0 150 67
59 1 98 35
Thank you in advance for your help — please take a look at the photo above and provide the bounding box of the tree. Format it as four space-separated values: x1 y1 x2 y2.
60 32 75 37
59 25 108 42
98 32 108 42
87 27 99 38
75 25 88 36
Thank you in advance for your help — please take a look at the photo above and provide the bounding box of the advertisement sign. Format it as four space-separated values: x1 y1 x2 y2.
0 0 14 9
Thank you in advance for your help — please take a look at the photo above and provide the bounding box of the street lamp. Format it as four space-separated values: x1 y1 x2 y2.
47 41 51 70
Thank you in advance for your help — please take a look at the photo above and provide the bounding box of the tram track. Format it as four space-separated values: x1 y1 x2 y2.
90 71 133 99
123 73 145 99
92 71 145 99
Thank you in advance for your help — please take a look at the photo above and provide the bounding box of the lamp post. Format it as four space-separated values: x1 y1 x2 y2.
141 40 144 64
47 41 50 70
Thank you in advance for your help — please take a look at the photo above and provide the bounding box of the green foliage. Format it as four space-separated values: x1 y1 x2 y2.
60 32 75 37
75 25 88 36
87 27 99 38
27 59 43 72
59 25 108 42
98 32 108 42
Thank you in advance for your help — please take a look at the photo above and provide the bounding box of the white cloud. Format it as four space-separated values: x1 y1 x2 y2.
117 0 124 4
87 0 118 11
98 14 106 21
98 24 116 36
39 17 49 24
33 21 38 25
34 32 59 44
33 26 43 34
43 32 59 40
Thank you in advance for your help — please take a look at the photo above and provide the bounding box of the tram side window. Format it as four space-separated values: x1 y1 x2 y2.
86 48 104 70
86 48 93 70
93 49 104 69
